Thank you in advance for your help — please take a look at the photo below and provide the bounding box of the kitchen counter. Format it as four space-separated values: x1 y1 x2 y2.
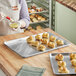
0 28 76 76
56 0 76 12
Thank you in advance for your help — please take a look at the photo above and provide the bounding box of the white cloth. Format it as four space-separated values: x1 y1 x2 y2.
0 0 24 35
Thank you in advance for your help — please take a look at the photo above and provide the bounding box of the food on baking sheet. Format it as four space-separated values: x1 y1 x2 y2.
36 25 42 30
42 33 49 39
30 15 34 19
58 67 69 73
49 35 56 42
35 35 42 41
70 53 76 60
31 4 36 10
48 42 55 48
55 54 64 61
38 44 46 51
71 59 76 67
56 40 64 46
41 18 46 21
57 61 66 67
32 18 38 22
29 9 36 13
27 36 34 43
41 38 48 45
36 7 43 12
31 41 39 47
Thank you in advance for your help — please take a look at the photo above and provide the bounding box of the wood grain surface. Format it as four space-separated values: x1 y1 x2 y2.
0 28 76 76
56 0 76 12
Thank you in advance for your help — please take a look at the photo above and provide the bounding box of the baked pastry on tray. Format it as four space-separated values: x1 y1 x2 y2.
55 54 64 61
57 61 66 67
71 59 76 67
49 35 56 42
58 67 69 73
31 41 39 47
27 36 34 44
56 40 64 46
70 53 76 60
41 38 48 45
42 33 49 39
47 42 55 48
35 35 42 41
38 44 46 51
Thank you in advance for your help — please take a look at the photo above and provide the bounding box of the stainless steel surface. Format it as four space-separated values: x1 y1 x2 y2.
4 32 70 58
49 53 76 75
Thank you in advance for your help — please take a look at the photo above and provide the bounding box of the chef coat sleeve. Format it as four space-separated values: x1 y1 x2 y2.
19 0 30 28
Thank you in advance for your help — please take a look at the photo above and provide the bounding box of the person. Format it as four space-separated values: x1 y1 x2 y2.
0 0 30 35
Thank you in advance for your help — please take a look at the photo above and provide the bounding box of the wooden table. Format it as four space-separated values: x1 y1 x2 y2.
0 28 76 76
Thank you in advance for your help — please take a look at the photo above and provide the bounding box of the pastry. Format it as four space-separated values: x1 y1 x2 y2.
56 40 64 46
36 25 42 30
31 4 36 9
49 35 56 42
48 42 55 48
27 36 34 43
57 61 66 67
27 26 32 30
28 8 30 13
30 15 34 19
42 33 49 38
71 59 76 67
37 16 42 21
31 41 39 47
41 18 46 21
36 7 43 12
35 35 42 41
70 53 76 60
38 44 46 51
75 67 76 72
32 18 38 22
41 39 48 44
55 54 64 61
58 67 69 73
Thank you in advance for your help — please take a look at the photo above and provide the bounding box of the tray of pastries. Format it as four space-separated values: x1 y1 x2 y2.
50 53 76 75
30 14 47 24
4 32 70 58
28 4 47 14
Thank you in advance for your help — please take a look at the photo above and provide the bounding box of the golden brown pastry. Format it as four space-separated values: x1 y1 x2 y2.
58 67 69 73
48 42 55 48
27 36 34 44
37 16 42 21
49 35 56 42
75 67 76 72
42 33 49 39
70 53 76 60
35 35 42 41
41 18 46 21
31 41 39 47
41 39 48 45
56 40 64 46
36 26 42 30
57 61 66 67
31 5 36 10
38 44 46 51
30 15 34 19
55 54 64 61
71 59 76 67
32 18 38 22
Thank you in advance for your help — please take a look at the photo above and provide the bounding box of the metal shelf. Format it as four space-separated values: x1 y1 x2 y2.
29 10 48 15
30 20 49 25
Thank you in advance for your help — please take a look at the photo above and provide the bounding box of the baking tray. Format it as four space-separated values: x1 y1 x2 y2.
49 53 76 75
4 32 70 58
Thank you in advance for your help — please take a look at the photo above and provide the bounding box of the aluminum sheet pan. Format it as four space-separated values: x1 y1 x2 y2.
49 53 76 75
4 32 70 58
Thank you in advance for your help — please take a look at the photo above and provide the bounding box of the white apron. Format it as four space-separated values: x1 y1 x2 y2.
0 0 23 35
